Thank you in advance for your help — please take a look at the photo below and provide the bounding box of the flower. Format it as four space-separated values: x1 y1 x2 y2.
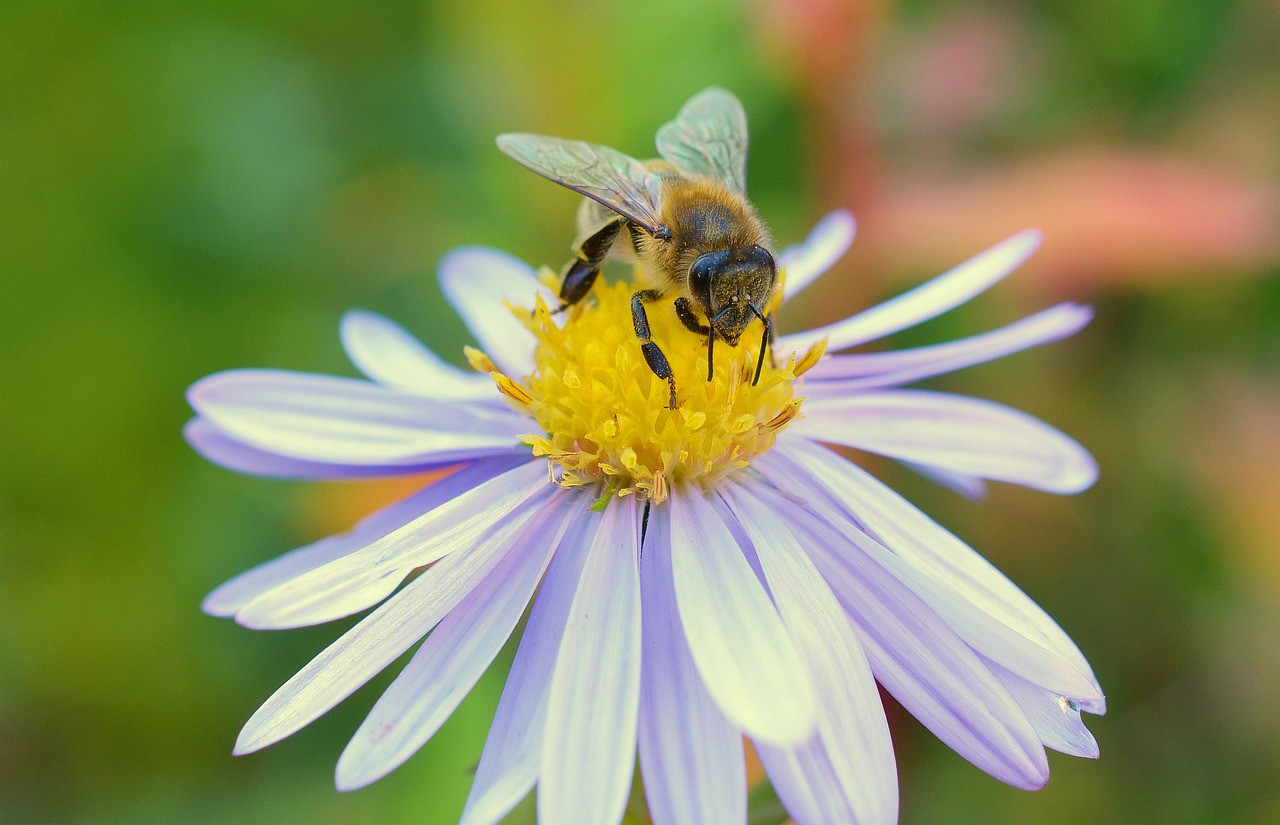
188 210 1105 825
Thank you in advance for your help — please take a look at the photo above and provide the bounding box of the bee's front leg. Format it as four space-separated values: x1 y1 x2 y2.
746 304 772 387
557 216 625 312
631 289 678 409
752 314 772 386
672 297 715 381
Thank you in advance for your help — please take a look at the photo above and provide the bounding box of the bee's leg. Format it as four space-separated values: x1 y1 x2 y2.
747 304 772 387
672 297 710 335
557 217 625 311
672 297 715 381
632 289 678 409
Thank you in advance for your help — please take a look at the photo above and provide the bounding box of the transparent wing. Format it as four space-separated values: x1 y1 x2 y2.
655 87 749 194
496 133 664 235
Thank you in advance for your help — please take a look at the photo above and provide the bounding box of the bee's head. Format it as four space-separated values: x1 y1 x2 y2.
690 245 777 346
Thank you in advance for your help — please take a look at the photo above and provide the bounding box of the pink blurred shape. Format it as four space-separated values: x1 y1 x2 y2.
876 150 1280 291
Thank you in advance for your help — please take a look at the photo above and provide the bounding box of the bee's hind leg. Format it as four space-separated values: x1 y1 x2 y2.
632 289 678 409
556 216 625 312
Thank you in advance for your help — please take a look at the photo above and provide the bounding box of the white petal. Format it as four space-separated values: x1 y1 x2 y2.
340 310 497 400
763 473 1050 788
756 735 871 825
666 491 816 746
439 246 554 377
637 504 746 825
185 417 458 479
459 514 598 825
778 229 1042 355
188 369 522 465
804 303 1094 387
724 483 897 825
797 389 1098 494
778 209 856 303
773 439 1104 703
539 498 643 825
335 496 574 789
236 460 547 629
233 497 547 755
985 658 1101 759
203 456 525 617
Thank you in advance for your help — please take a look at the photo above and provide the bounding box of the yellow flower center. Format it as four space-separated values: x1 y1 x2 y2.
471 270 824 506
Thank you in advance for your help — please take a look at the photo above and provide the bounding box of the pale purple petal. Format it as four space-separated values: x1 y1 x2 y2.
184 417 473 479
439 246 555 377
638 503 745 825
340 310 497 400
774 439 1104 703
203 456 527 617
666 491 816 746
236 460 548 629
903 461 988 500
335 496 575 790
804 303 1094 388
756 736 868 825
753 464 1051 788
724 482 897 824
778 229 1042 356
984 658 1100 759
539 497 643 825
778 209 856 304
233 495 549 755
457 514 597 825
796 389 1098 494
188 370 524 465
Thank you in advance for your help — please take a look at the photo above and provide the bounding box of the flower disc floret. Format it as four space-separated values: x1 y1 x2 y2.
478 274 821 504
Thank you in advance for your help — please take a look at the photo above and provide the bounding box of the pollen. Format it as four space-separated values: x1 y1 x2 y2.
479 271 823 505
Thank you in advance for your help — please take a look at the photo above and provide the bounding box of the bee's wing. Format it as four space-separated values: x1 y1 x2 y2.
654 87 748 195
496 133 665 235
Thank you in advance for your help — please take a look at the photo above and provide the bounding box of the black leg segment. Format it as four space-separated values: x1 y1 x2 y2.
673 297 710 336
631 289 678 409
673 297 715 381
748 304 772 387
557 217 625 311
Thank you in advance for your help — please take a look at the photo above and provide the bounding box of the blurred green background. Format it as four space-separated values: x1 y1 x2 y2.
3 0 1280 822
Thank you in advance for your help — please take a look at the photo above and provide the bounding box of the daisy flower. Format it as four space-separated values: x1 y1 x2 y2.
188 209 1104 825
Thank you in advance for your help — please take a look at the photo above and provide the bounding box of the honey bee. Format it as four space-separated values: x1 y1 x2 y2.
497 87 776 409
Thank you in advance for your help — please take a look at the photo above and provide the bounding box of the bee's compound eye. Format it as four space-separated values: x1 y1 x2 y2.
689 250 731 305
742 245 775 273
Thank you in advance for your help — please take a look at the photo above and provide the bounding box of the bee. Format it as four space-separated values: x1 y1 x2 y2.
497 87 776 409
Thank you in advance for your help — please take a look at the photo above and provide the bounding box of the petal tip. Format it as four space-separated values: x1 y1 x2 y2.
340 307 377 327
185 372 224 410
1056 451 1100 495
334 754 379 793
823 207 857 239
232 730 264 757
339 309 383 346
1022 768 1051 792
200 587 236 618
439 245 534 290
1012 227 1044 251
